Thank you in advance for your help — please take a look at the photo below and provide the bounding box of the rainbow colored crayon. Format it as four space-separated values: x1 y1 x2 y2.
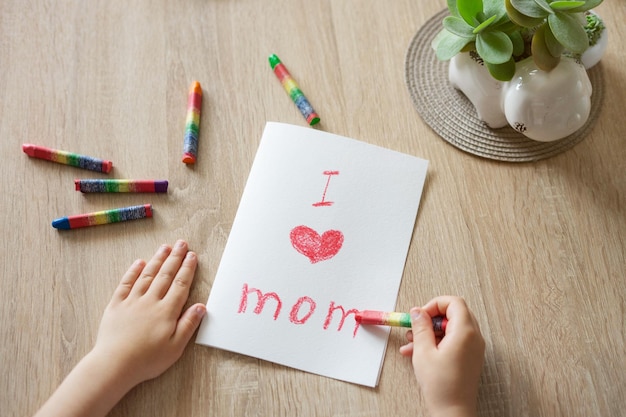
182 81 202 164
355 310 448 336
74 179 168 193
51 204 153 230
22 143 112 173
268 54 320 126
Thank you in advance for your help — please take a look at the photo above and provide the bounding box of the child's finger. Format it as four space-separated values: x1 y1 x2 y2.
405 329 414 342
173 303 206 348
147 240 190 299
410 307 437 356
399 342 413 357
129 244 173 296
163 251 198 312
112 259 146 301
421 295 456 318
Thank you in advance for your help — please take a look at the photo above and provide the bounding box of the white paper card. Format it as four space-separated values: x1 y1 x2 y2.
196 122 428 387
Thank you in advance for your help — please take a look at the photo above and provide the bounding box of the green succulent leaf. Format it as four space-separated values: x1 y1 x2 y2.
548 11 589 52
543 22 565 56
532 24 561 70
476 30 514 64
585 12 606 46
510 0 549 18
506 0 545 27
534 0 555 13
550 1 585 11
433 29 473 60
492 20 520 34
483 0 508 23
460 41 477 52
473 14 498 33
443 16 476 38
458 0 484 25
486 58 517 81
509 30 525 56
447 0 461 17
569 0 603 13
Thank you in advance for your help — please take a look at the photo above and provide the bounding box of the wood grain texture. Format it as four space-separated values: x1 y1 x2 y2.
1 1 624 416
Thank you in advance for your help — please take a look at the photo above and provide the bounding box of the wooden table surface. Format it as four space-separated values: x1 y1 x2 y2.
1 1 624 416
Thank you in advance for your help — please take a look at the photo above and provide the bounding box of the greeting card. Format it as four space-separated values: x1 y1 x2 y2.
196 122 428 387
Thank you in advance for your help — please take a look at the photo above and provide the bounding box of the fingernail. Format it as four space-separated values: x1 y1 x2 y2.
185 251 196 261
195 305 207 317
410 307 421 321
175 240 186 249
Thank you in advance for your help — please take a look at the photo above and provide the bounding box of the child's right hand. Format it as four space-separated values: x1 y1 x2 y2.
399 296 485 417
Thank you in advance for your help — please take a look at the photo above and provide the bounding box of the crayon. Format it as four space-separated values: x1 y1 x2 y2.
22 143 113 173
268 54 320 126
182 81 202 164
74 179 168 193
355 310 448 336
52 204 153 230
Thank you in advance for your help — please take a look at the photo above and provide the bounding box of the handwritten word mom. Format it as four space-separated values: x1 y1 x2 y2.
237 283 361 337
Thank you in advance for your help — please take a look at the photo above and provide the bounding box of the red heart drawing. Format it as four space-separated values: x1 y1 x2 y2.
290 225 344 264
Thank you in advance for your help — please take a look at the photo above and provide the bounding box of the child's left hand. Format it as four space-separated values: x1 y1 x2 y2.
93 239 207 386
34 240 206 417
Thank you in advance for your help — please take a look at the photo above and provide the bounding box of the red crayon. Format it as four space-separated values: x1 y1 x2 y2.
22 143 112 173
355 310 447 336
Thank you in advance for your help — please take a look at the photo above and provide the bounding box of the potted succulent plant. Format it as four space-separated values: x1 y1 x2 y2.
432 0 607 141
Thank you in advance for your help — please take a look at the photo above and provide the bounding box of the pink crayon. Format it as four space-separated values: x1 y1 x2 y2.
22 143 112 173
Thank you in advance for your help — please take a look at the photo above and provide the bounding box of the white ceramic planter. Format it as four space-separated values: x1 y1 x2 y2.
449 52 508 129
448 15 606 142
503 57 592 142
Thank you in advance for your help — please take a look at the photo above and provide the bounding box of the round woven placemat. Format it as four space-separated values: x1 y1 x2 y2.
405 9 604 162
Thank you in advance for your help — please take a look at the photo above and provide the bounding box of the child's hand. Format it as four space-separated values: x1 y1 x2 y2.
399 296 485 417
92 239 207 386
34 240 207 417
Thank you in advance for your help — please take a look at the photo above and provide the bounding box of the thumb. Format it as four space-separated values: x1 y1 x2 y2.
174 303 207 346
410 307 437 355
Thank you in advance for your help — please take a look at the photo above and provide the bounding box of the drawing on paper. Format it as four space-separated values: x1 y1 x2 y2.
195 122 429 387
237 283 361 337
312 170 339 207
290 225 344 263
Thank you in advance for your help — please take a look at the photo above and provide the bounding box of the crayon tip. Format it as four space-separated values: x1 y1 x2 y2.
268 54 281 69
182 153 196 164
354 311 363 323
154 180 169 193
189 81 202 96
102 160 113 173
51 217 71 230
308 115 321 126
22 143 35 156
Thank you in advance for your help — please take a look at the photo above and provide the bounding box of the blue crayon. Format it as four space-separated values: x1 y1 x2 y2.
52 204 153 230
